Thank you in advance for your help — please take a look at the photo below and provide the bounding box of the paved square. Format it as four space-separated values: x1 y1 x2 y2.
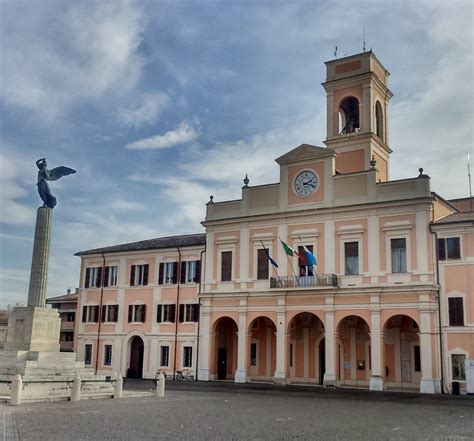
3 383 474 440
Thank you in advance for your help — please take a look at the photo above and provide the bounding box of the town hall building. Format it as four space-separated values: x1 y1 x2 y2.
74 51 473 394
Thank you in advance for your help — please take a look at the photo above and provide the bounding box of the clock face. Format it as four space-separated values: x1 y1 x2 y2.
293 170 319 197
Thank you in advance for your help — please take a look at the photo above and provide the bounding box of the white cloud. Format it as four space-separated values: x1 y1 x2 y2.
0 1 146 120
124 119 199 150
117 92 169 128
108 199 146 211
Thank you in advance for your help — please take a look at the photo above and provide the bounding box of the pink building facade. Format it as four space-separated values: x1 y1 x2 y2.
75 235 205 379
75 51 473 393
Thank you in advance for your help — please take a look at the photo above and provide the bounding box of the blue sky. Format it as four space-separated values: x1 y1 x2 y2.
0 0 472 307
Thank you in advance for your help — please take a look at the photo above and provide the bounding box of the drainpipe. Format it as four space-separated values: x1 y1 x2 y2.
173 247 182 380
429 207 445 394
195 247 206 381
95 252 106 375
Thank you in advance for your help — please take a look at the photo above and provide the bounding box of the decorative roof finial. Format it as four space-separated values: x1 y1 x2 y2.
369 155 377 170
418 168 429 178
243 174 249 188
208 195 214 204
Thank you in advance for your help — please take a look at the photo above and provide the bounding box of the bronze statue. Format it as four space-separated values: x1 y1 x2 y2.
36 158 76 208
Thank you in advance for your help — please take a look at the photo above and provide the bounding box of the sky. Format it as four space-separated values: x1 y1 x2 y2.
0 0 473 308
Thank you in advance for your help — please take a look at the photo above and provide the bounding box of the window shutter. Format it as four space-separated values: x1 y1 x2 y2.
194 304 200 322
194 260 201 283
104 266 109 288
128 305 133 323
172 262 178 284
142 264 149 286
180 261 187 284
111 305 118 322
157 305 162 323
221 251 232 281
170 304 176 323
437 238 446 260
179 304 185 322
130 265 136 286
140 305 146 322
96 267 103 288
82 305 87 322
158 263 164 285
85 268 91 288
101 305 106 322
92 306 99 322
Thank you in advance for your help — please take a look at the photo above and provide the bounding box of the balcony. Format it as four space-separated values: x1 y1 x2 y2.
270 274 338 289
59 341 74 351
60 321 75 330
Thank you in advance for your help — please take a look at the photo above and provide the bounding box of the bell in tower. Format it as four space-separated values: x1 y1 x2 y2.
322 51 393 182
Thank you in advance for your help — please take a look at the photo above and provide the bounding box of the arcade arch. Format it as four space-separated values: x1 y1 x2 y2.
212 316 238 380
247 316 276 382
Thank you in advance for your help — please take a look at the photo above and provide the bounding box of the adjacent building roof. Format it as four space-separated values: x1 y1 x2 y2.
432 212 474 225
46 292 78 303
75 233 206 256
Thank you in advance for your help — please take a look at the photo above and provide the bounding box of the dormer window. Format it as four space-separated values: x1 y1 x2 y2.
339 97 360 134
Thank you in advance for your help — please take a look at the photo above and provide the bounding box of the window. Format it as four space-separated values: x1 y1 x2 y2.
84 344 92 365
82 305 99 323
375 101 384 140
128 304 146 323
67 312 75 322
158 262 178 285
85 267 102 288
157 304 176 323
250 343 257 366
130 264 149 286
101 305 119 323
180 260 201 284
104 344 112 366
391 238 407 273
160 346 169 367
414 345 421 372
179 304 200 323
104 266 118 287
452 354 466 380
344 242 359 275
448 297 464 326
438 237 461 260
298 245 314 276
65 333 74 342
183 346 193 368
257 249 269 280
221 251 232 281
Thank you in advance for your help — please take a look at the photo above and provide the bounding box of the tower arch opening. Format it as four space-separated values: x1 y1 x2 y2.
338 96 360 134
375 101 384 140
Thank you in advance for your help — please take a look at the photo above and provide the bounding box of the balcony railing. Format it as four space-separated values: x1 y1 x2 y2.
270 274 338 289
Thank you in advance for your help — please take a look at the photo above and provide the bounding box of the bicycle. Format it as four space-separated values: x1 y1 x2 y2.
175 370 193 381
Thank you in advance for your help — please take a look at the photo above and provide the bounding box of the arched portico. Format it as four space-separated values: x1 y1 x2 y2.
247 316 276 382
383 314 421 390
287 312 325 384
336 315 371 388
211 316 238 380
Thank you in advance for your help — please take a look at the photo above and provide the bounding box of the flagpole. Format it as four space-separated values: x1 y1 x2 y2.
298 234 318 275
279 237 300 286
468 152 472 212
260 240 282 287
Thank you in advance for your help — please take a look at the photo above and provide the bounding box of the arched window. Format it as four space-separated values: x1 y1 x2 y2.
338 97 360 135
375 101 384 140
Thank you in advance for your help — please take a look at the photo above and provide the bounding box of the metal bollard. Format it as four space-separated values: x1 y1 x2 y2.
10 374 22 406
156 372 165 397
114 373 123 399
71 374 81 402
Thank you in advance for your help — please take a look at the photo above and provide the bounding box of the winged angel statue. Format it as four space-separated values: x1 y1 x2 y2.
36 158 76 209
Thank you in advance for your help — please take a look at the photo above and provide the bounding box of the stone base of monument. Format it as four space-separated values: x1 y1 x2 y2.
0 307 114 404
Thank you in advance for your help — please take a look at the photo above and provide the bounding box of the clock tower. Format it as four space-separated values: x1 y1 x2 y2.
322 51 393 182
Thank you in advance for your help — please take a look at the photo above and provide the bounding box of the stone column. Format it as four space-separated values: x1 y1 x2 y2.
274 300 286 384
27 207 52 307
323 310 336 386
419 307 441 394
235 312 248 383
198 302 211 381
369 309 384 391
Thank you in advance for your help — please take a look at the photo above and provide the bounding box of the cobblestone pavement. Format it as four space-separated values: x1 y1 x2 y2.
2 381 474 441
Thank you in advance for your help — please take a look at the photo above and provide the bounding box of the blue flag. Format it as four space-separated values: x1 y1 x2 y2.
261 243 279 268
303 245 317 266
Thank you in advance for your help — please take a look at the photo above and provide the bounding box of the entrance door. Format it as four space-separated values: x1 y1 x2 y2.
319 338 326 385
217 348 227 380
129 336 144 379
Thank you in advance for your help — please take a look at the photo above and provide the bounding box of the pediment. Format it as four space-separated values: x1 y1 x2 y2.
275 143 335 165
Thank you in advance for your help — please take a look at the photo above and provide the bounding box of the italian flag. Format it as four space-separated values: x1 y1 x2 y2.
280 239 304 259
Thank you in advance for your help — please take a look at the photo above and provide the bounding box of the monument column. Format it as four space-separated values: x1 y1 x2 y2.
27 207 52 307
